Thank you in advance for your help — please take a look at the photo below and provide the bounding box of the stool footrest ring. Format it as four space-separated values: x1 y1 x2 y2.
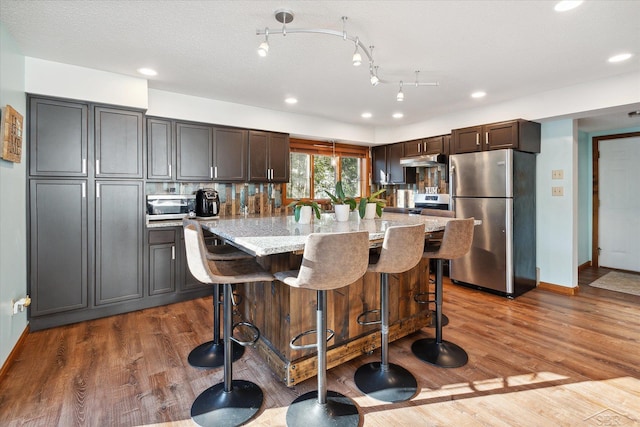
357 309 382 326
290 328 335 350
414 292 435 304
230 321 260 347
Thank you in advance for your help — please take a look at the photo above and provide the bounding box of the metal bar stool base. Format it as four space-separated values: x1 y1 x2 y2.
188 341 245 369
286 390 360 427
191 379 263 427
354 362 417 402
411 339 468 368
426 311 449 328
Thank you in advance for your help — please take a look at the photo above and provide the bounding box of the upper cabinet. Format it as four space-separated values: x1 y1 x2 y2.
147 118 174 180
213 127 248 182
372 143 416 185
452 119 540 154
29 97 88 177
404 135 450 156
248 131 290 182
94 107 144 178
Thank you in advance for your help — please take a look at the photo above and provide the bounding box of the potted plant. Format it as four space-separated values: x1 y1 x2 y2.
325 181 357 222
358 189 387 219
287 199 321 224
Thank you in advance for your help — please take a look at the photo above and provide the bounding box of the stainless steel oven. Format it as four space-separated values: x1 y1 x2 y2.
146 194 196 221
409 193 451 214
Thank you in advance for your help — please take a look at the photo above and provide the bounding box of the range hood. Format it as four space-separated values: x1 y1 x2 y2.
399 153 447 167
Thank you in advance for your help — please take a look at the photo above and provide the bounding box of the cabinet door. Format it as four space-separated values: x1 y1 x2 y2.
147 118 173 180
95 107 143 178
29 97 88 177
95 181 144 305
424 136 444 154
148 229 176 295
213 127 247 182
29 180 88 316
248 131 269 181
404 139 423 157
371 145 387 185
176 122 213 181
387 143 406 184
452 126 483 154
484 121 519 150
269 133 290 182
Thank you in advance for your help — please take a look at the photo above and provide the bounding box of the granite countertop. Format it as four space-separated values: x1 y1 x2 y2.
196 212 453 257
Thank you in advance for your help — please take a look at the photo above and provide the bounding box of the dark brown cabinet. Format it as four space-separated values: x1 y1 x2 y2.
452 120 540 154
248 131 290 182
404 135 448 156
372 143 416 185
213 127 248 182
94 107 144 178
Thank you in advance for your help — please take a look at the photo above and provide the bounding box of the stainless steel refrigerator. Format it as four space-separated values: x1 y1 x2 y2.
449 149 536 298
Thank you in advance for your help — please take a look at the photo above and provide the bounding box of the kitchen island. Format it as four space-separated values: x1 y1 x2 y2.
200 212 453 386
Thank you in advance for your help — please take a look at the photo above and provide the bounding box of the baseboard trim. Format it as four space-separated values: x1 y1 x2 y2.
0 325 30 386
538 281 580 295
578 261 592 271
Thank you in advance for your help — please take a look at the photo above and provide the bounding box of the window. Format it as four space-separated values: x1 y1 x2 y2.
285 139 368 203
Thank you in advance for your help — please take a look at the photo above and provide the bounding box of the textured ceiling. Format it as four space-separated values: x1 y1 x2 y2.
1 0 639 132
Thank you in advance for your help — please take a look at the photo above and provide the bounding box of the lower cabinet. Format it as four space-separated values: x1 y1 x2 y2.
148 229 176 295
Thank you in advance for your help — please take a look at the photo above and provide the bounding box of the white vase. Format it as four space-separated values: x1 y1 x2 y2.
334 204 350 222
297 205 312 224
364 202 377 219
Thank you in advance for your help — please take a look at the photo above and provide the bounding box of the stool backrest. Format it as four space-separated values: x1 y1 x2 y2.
420 208 455 218
183 223 214 284
434 217 475 260
291 231 370 290
369 223 426 274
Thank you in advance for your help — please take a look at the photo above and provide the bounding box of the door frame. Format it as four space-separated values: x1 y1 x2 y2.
591 131 640 267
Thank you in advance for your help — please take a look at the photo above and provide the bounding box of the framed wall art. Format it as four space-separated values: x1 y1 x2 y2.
1 104 23 163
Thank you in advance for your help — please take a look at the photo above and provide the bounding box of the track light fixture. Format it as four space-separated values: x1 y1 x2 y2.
256 10 439 100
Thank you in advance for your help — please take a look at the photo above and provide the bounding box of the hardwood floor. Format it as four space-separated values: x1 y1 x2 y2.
1 267 639 426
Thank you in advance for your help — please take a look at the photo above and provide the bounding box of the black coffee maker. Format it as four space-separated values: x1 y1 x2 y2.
195 189 220 218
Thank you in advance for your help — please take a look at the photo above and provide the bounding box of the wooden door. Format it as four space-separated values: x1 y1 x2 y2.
485 120 519 150
452 126 483 153
95 107 143 178
213 127 247 182
147 118 173 180
176 122 213 181
269 133 290 182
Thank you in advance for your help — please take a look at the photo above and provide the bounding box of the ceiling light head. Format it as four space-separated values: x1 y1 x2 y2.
397 81 404 102
137 67 157 76
274 9 294 24
608 53 633 63
352 38 362 66
554 0 583 12
370 65 380 86
258 29 269 57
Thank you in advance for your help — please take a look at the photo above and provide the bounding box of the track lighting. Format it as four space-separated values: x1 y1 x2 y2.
257 28 269 57
256 11 439 100
397 81 404 102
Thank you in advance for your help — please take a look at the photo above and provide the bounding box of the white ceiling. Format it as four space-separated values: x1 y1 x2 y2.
1 0 640 133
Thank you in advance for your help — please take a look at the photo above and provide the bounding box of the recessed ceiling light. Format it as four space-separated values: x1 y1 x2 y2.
137 67 157 76
608 53 633 63
361 112 372 119
471 91 486 99
392 112 404 119
554 1 583 12
285 97 298 104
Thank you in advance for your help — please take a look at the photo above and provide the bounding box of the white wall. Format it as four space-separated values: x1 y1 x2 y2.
537 120 578 288
0 24 27 368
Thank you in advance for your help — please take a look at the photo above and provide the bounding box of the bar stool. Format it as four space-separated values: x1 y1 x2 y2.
274 231 370 427
183 219 253 369
183 222 274 427
416 209 456 328
354 223 425 402
411 217 475 368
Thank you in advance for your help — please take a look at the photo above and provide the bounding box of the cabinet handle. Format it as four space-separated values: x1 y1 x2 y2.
96 159 100 175
82 158 86 174
96 183 100 198
417 143 421 153
214 166 218 178
171 245 175 260
423 142 427 152
271 168 274 180
81 182 86 198
210 167 214 179
485 132 489 145
168 164 171 177
476 134 480 146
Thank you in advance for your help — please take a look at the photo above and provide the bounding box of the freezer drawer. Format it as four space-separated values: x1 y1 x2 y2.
450 197 513 294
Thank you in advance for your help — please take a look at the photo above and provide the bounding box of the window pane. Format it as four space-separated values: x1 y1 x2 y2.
287 152 310 199
313 155 335 199
341 157 361 197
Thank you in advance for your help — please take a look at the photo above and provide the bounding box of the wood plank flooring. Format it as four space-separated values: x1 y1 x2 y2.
1 267 639 426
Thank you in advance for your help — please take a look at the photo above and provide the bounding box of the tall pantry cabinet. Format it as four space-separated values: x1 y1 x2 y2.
27 96 145 330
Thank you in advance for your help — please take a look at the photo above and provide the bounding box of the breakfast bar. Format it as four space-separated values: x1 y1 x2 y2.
200 212 452 386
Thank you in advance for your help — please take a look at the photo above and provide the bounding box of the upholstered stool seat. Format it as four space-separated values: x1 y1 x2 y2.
183 221 274 427
274 231 370 427
354 223 425 402
412 218 475 368
416 209 456 327
183 219 253 369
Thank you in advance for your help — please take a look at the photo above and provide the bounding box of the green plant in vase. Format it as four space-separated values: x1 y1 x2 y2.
325 181 357 222
358 189 387 219
286 199 322 222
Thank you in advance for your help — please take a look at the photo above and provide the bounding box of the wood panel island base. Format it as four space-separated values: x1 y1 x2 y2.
201 212 455 386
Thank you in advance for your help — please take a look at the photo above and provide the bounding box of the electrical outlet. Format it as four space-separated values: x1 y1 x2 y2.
552 186 564 196
552 169 564 179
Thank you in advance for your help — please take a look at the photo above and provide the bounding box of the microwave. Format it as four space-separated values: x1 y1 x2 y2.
146 194 196 221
